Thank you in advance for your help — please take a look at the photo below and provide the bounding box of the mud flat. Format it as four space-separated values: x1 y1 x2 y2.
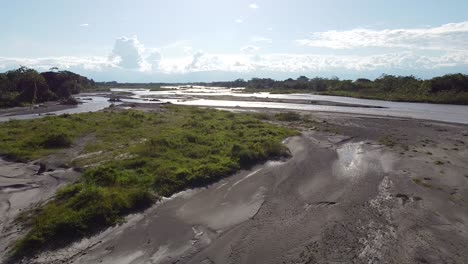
1 106 468 264
140 94 386 108
0 159 80 258
0 101 78 117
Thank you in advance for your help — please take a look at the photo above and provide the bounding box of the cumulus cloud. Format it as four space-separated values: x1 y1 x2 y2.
0 56 112 73
2 50 468 77
145 51 162 71
156 50 468 74
182 46 194 55
185 51 205 71
2 31 468 80
79 23 89 27
110 36 146 69
108 36 161 72
241 45 260 53
297 22 468 51
249 3 259 9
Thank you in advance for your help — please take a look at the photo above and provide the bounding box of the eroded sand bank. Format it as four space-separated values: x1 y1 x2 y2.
0 159 80 258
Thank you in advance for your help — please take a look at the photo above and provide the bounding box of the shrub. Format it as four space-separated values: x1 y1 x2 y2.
275 112 301 122
40 132 72 148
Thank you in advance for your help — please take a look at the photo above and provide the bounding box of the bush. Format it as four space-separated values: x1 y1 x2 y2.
40 132 72 148
275 112 301 122
59 97 79 105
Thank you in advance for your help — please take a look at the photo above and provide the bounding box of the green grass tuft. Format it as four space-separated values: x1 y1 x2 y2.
274 112 301 122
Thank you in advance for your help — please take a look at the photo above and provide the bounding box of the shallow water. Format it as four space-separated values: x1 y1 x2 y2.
115 87 468 124
0 96 114 122
2 86 468 124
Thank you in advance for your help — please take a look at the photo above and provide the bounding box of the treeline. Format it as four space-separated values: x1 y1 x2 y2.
199 74 468 104
0 67 96 107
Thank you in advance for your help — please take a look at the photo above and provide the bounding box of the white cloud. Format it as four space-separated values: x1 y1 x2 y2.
108 36 160 72
240 45 260 53
185 51 205 71
157 50 468 74
146 51 162 71
251 36 272 43
235 18 244 23
110 36 146 69
297 22 468 51
2 32 468 79
0 56 113 72
249 3 259 9
267 27 273 31
182 46 194 55
79 23 89 27
2 50 468 76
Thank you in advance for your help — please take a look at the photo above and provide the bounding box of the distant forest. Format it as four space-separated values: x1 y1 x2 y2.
0 67 95 107
203 74 468 104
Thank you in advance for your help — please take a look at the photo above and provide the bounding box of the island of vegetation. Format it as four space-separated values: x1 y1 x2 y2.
0 66 96 108
0 105 297 259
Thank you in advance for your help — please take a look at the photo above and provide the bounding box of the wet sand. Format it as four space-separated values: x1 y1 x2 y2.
139 94 386 109
0 101 78 117
0 160 80 257
1 106 467 264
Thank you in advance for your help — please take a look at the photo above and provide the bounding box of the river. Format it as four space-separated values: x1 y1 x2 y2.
1 86 468 124
115 87 468 124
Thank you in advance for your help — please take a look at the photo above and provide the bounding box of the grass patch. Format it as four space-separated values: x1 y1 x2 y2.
0 106 298 258
274 112 302 122
378 135 397 147
320 90 468 105
412 177 433 188
250 112 273 121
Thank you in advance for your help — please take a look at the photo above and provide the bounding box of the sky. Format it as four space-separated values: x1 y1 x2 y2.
1 0 468 82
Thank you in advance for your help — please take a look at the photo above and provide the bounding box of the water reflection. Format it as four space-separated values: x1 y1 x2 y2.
333 142 394 180
0 96 114 122
111 87 468 124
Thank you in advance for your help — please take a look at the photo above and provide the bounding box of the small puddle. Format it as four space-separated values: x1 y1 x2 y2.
333 142 394 180
334 142 366 179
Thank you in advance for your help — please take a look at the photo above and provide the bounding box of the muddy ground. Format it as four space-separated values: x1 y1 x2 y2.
0 101 78 117
0 106 467 264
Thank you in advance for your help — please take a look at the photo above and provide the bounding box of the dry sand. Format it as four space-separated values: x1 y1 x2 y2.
1 106 467 264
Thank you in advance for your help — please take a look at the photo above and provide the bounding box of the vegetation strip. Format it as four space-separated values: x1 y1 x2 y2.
0 105 297 258
201 74 468 105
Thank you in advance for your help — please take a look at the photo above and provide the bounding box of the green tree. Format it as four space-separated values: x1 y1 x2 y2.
6 66 52 104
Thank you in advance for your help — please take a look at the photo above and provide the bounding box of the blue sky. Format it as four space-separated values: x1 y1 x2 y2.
1 0 468 82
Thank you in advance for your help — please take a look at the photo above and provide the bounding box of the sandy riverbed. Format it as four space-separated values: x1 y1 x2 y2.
1 104 467 264
0 101 79 117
